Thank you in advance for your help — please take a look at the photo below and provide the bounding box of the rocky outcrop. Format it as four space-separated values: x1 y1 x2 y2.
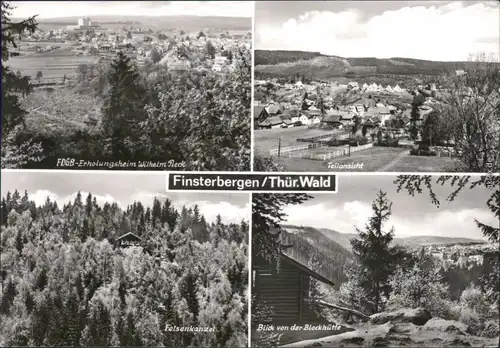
281 309 499 347
370 307 432 326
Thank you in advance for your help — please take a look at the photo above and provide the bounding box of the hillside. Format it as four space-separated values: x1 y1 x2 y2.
255 50 474 78
280 225 354 288
282 225 485 251
17 15 251 31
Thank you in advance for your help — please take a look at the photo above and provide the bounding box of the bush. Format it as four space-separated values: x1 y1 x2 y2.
482 320 499 338
458 307 482 335
348 136 369 147
376 138 400 147
409 148 437 156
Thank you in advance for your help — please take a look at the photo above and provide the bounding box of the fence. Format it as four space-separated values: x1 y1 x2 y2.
269 142 327 156
285 143 373 161
296 130 349 143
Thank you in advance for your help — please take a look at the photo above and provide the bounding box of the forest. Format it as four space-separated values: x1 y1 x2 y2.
1 3 251 171
0 190 248 347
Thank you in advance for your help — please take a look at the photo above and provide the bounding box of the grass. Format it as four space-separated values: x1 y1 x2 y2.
22 86 102 136
270 146 459 172
8 43 98 82
254 127 344 156
390 154 460 172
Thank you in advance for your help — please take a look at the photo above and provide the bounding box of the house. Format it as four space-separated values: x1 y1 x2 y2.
288 105 300 122
214 55 228 65
212 63 222 72
265 102 283 115
258 115 288 129
115 232 142 248
347 81 359 90
366 82 379 92
298 113 311 125
254 106 269 127
170 60 191 73
321 112 342 128
253 252 335 325
339 111 356 125
373 106 392 124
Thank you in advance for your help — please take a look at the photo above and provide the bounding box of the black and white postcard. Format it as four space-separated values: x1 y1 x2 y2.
251 174 499 347
253 1 500 173
1 1 252 171
0 171 250 347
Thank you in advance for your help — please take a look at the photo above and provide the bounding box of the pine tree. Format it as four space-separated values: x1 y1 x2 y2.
1 3 43 168
350 190 400 313
101 51 147 159
151 198 162 227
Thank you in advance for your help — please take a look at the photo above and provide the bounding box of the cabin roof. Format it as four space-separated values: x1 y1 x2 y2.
281 253 335 287
116 232 141 242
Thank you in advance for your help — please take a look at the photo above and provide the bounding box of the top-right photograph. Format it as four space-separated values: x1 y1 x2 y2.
253 1 500 173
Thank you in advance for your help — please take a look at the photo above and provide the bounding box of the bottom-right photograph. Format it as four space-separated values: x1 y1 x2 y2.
251 174 499 348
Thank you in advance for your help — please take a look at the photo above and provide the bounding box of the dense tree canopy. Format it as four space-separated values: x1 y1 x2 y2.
0 191 248 347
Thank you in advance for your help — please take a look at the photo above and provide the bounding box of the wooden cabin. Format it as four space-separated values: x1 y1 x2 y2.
253 253 335 325
115 232 142 248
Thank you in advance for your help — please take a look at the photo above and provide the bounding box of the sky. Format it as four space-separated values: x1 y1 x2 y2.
0 171 249 224
10 1 253 18
256 1 500 61
282 175 498 240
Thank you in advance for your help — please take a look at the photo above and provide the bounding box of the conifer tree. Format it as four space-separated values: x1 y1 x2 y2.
350 190 402 313
101 51 147 159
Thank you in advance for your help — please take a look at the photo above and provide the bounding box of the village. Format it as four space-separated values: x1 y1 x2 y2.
4 9 252 170
253 76 461 172
13 16 252 84
425 242 499 270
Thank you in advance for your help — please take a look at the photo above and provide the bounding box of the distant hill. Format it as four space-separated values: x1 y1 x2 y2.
255 50 475 78
313 226 486 249
280 224 486 288
279 225 354 288
15 15 251 31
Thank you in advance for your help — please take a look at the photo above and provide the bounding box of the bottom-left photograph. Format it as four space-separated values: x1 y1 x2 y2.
0 171 250 347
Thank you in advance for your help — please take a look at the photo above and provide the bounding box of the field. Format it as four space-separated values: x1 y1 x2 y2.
271 146 460 172
22 87 101 136
8 41 99 82
254 127 343 156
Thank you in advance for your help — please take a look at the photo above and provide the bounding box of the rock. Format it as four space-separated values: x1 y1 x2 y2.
388 323 417 335
340 337 365 345
448 338 471 347
386 333 412 345
423 318 468 336
370 308 432 326
372 336 388 346
304 343 322 347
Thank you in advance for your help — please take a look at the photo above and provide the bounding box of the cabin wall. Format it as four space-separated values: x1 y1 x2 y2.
254 260 304 324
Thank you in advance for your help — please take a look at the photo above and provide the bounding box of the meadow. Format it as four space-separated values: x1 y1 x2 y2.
254 127 338 156
270 146 459 172
8 41 98 82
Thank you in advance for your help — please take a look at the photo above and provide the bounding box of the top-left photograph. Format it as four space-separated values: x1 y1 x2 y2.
1 1 252 171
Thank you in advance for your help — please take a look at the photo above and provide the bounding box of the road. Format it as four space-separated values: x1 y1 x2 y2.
377 149 409 171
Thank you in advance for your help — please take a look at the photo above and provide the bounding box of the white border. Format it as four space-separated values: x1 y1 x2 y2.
1 169 492 176
250 0 256 172
247 192 252 348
